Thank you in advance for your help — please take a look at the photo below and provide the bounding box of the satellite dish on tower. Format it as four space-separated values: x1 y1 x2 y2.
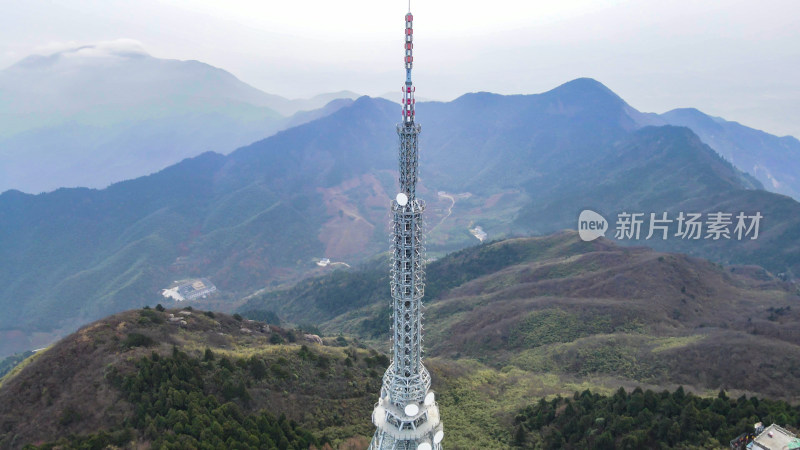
404 403 419 416
373 405 385 426
424 392 435 405
434 430 444 444
396 192 409 206
418 443 432 450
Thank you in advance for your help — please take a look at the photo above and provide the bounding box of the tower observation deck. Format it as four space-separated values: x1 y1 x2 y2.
368 7 444 450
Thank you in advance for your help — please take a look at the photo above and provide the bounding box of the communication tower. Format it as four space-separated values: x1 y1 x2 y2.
368 6 444 450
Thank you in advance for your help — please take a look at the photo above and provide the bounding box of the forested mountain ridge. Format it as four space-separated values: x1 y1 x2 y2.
0 308 379 449
243 232 800 402
2 288 799 448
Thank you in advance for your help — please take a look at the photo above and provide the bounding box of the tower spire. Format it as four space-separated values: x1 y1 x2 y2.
402 9 416 126
368 6 444 450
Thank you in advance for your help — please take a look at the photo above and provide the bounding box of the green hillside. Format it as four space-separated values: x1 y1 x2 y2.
0 308 380 449
3 229 800 447
514 387 800 449
2 302 799 448
243 232 800 402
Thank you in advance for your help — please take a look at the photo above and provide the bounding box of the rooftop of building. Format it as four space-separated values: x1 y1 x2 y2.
752 424 799 450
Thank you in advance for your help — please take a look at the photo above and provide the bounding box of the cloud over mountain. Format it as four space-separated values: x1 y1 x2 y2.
33 38 149 59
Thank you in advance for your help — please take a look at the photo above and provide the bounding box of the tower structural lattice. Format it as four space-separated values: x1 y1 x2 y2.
368 7 444 450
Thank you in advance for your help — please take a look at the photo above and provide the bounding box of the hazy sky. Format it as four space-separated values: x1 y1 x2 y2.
1 0 798 137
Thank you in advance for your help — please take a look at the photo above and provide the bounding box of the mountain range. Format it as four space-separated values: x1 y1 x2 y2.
1 76 800 359
659 107 800 200
0 41 359 193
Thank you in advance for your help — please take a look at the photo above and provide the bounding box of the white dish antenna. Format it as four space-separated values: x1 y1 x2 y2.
373 405 385 426
396 192 408 206
424 391 435 405
404 403 419 416
418 443 432 450
434 430 444 443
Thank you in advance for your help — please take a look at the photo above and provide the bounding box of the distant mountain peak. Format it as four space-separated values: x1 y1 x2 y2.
662 107 720 123
308 90 360 102
437 78 622 110
557 77 611 90
547 77 625 103
667 107 703 115
345 95 397 116
352 94 376 105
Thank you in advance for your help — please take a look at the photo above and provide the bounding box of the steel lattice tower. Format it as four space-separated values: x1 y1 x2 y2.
368 7 444 450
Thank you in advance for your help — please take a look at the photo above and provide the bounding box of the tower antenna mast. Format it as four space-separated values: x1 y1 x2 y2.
368 5 444 450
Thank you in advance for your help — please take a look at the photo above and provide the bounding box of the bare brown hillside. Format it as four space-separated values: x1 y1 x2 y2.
420 234 800 400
